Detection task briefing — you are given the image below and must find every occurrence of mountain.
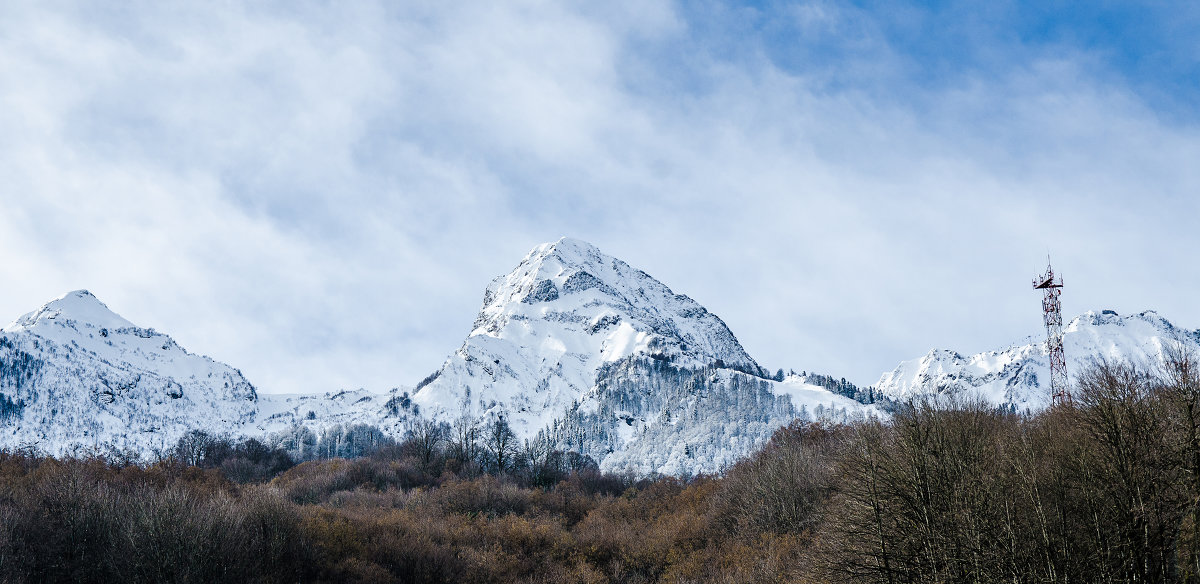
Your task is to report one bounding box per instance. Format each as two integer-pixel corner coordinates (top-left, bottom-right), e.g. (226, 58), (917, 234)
(412, 238), (873, 474)
(23, 248), (1197, 475)
(0, 290), (258, 455)
(0, 240), (883, 473)
(874, 310), (1200, 410)
(0, 242), (871, 474)
(412, 238), (762, 429)
(547, 361), (871, 475)
(0, 290), (418, 457)
(17, 256), (1195, 477)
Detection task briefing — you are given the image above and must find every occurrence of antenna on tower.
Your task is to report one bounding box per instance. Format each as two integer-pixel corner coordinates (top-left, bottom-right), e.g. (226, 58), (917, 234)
(1032, 259), (1068, 404)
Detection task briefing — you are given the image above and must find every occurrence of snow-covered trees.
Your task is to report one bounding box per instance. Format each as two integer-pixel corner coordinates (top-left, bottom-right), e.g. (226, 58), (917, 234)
(313, 424), (394, 459)
(544, 355), (864, 475)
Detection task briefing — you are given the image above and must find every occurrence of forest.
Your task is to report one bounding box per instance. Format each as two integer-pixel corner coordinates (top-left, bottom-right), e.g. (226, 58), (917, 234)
(2, 348), (1200, 583)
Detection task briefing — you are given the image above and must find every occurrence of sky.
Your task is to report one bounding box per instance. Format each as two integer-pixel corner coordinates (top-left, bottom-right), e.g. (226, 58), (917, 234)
(2, 1), (1198, 394)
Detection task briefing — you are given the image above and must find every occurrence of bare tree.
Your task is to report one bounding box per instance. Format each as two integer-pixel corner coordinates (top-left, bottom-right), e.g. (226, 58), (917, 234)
(173, 430), (214, 466)
(483, 416), (517, 474)
(1074, 359), (1181, 582)
(405, 417), (447, 468)
(1160, 341), (1200, 579)
(449, 414), (481, 475)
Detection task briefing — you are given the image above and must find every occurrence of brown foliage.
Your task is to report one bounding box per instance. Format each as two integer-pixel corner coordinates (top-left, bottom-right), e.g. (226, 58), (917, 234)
(10, 355), (1200, 583)
(815, 351), (1200, 583)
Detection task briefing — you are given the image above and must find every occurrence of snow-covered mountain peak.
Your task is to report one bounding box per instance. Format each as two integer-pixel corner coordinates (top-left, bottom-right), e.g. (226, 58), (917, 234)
(470, 238), (757, 368)
(1066, 309), (1192, 339)
(4, 290), (135, 333)
(3, 290), (185, 362)
(525, 236), (600, 266)
(0, 291), (259, 455)
(0, 267), (871, 476)
(472, 236), (613, 323)
(875, 309), (1200, 410)
(415, 238), (765, 438)
(402, 238), (875, 473)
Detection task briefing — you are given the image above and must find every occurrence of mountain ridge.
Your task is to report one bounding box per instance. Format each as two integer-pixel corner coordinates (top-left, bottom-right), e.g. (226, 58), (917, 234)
(0, 290), (259, 455)
(7, 243), (1193, 475)
(873, 309), (1200, 409)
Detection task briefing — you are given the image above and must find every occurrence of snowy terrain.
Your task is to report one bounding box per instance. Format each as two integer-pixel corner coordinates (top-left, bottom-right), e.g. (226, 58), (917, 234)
(874, 310), (1200, 410)
(410, 237), (877, 473)
(0, 291), (259, 455)
(0, 240), (873, 474)
(252, 388), (412, 437)
(0, 290), (425, 456)
(7, 242), (1189, 475)
(412, 238), (763, 434)
(549, 359), (873, 475)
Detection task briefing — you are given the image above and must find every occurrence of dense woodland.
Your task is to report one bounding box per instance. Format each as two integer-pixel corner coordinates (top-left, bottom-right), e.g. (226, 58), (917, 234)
(3, 348), (1200, 583)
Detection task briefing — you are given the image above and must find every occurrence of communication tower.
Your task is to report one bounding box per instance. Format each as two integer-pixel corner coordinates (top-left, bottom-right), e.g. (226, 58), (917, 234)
(1032, 260), (1068, 403)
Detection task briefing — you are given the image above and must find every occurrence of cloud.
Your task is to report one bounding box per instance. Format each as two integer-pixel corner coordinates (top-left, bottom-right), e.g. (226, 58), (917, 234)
(1, 1), (1198, 392)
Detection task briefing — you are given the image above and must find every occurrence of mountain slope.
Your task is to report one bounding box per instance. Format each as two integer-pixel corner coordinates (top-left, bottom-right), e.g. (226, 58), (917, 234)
(411, 237), (765, 436)
(874, 310), (1200, 409)
(0, 242), (879, 475)
(550, 357), (872, 475)
(411, 238), (874, 473)
(0, 290), (259, 455)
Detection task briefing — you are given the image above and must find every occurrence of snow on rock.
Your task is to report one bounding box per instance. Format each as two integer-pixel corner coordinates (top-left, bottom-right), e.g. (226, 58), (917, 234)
(0, 240), (877, 476)
(550, 359), (878, 476)
(6, 275), (1198, 476)
(874, 310), (1200, 410)
(412, 237), (765, 438)
(0, 290), (420, 457)
(0, 290), (258, 455)
(253, 388), (415, 438)
(411, 238), (874, 474)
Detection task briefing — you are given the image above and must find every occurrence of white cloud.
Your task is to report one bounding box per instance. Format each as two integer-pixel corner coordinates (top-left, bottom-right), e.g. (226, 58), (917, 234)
(1, 1), (1197, 392)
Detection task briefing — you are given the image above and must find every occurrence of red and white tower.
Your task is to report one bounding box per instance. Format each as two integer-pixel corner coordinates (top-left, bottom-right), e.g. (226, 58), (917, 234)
(1032, 261), (1068, 403)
